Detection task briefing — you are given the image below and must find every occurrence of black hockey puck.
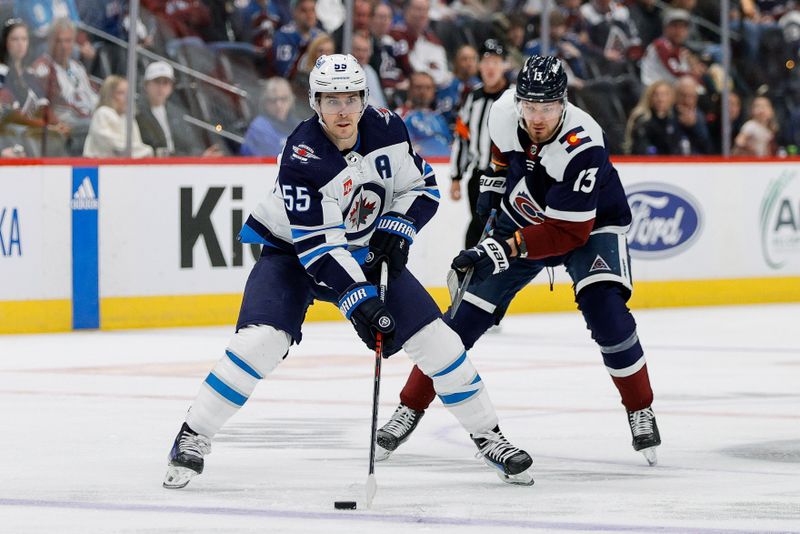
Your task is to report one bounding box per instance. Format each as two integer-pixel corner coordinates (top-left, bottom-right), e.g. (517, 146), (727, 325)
(334, 501), (357, 510)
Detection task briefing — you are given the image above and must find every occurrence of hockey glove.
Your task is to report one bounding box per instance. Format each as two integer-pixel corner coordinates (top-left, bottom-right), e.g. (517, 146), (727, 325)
(364, 214), (416, 280)
(451, 237), (514, 283)
(476, 169), (506, 224)
(338, 283), (396, 350)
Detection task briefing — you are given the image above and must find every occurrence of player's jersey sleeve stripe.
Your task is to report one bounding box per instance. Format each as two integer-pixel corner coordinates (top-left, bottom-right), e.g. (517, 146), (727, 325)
(294, 234), (327, 253)
(299, 243), (347, 267)
(413, 186), (441, 199)
(305, 249), (367, 294)
(544, 206), (597, 222)
(291, 224), (346, 241)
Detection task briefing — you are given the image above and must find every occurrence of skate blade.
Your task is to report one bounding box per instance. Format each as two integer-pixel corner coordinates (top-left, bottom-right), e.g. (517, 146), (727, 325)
(640, 446), (658, 466)
(496, 469), (535, 486)
(374, 444), (392, 462)
(163, 465), (199, 489)
(482, 459), (535, 486)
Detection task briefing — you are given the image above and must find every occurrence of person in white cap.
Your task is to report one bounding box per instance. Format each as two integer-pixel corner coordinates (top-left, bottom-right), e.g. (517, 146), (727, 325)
(136, 61), (221, 157)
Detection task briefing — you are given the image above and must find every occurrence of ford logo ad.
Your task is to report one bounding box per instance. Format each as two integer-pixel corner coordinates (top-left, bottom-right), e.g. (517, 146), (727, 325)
(626, 183), (703, 258)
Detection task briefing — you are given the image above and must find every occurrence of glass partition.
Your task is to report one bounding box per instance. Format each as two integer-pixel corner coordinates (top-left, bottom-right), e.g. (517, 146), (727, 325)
(1, 0), (798, 159)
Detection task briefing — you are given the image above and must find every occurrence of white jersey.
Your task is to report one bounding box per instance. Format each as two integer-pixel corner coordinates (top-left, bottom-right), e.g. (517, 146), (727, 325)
(240, 106), (440, 295)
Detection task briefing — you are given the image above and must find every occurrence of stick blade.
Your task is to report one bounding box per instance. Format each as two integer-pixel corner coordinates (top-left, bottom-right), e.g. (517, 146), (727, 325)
(446, 269), (459, 304)
(365, 473), (377, 509)
(449, 268), (473, 319)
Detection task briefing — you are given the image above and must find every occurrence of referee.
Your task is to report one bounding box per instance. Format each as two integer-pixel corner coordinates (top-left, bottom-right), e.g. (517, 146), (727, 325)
(449, 39), (512, 247)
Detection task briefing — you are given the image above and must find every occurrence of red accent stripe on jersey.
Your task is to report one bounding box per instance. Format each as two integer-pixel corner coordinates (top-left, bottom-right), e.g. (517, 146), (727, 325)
(517, 218), (593, 260)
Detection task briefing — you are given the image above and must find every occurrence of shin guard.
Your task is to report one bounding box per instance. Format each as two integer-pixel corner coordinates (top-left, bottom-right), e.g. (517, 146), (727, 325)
(403, 319), (498, 434)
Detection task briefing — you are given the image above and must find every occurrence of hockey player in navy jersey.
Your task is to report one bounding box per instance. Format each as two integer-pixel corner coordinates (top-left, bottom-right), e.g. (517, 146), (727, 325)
(376, 55), (661, 466)
(163, 54), (534, 489)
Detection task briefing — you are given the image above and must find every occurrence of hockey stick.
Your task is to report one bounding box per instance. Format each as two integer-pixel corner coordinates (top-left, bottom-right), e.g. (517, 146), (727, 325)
(366, 261), (389, 509)
(448, 208), (497, 319)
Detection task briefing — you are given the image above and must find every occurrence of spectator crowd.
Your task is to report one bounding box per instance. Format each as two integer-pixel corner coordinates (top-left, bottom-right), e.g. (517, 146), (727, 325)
(1, 0), (799, 159)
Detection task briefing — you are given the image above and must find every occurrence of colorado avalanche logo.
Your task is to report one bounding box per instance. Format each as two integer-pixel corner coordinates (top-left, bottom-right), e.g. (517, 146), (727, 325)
(344, 183), (384, 240)
(512, 190), (545, 225)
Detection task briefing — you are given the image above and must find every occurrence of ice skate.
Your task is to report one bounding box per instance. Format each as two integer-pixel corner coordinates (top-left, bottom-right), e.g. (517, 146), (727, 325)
(628, 406), (660, 466)
(375, 404), (424, 461)
(471, 426), (534, 486)
(163, 422), (211, 489)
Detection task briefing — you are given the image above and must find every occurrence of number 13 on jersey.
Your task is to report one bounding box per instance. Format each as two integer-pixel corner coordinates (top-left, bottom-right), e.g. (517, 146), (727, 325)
(573, 168), (598, 193)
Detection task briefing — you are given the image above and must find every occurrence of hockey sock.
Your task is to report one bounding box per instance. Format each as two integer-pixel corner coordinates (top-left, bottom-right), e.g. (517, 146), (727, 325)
(399, 365), (436, 412)
(612, 364), (654, 412)
(186, 350), (260, 438)
(185, 325), (291, 438)
(403, 319), (498, 434)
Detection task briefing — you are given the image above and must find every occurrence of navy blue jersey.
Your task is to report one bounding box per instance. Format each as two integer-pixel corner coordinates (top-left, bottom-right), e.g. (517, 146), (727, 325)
(240, 106), (439, 296)
(489, 90), (632, 237)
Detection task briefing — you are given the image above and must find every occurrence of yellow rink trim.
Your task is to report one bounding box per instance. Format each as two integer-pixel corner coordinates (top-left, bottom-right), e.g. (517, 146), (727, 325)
(2, 277), (799, 333)
(0, 299), (72, 334)
(97, 276), (800, 329)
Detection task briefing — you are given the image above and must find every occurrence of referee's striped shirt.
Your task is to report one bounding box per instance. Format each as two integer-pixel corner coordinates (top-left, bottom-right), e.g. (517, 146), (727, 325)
(450, 82), (513, 181)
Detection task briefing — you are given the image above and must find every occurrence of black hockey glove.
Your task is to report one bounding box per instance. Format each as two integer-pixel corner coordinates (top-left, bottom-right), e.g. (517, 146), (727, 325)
(338, 283), (396, 350)
(476, 169), (506, 224)
(451, 237), (514, 283)
(364, 213), (417, 280)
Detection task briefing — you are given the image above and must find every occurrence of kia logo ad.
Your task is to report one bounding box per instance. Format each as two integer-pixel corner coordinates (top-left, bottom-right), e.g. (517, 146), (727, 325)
(626, 183), (703, 258)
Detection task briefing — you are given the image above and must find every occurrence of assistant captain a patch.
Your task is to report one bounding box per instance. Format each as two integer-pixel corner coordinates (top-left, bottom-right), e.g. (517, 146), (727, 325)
(559, 126), (591, 154)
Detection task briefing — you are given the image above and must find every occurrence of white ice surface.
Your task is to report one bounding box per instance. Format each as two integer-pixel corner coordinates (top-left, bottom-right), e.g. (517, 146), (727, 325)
(1, 304), (799, 533)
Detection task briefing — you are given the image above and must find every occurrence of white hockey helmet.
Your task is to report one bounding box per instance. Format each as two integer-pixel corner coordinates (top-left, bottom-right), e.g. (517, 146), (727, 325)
(308, 54), (369, 118)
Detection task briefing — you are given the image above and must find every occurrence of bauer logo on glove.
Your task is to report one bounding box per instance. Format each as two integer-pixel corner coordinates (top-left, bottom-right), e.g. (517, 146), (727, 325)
(451, 237), (514, 283)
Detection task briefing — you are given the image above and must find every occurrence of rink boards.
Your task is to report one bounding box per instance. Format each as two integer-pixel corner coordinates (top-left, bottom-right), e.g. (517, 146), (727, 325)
(1, 157), (799, 333)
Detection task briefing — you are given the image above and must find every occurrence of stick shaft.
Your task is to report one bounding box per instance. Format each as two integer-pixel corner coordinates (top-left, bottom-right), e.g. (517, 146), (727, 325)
(367, 262), (388, 480)
(450, 209), (496, 318)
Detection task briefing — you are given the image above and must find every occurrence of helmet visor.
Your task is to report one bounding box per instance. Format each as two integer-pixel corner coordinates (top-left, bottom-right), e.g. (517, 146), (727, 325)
(516, 99), (564, 120)
(318, 94), (364, 114)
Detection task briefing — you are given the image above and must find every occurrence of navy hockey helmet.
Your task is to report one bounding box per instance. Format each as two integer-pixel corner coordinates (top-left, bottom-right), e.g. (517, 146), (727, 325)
(479, 38), (506, 59)
(515, 55), (567, 103)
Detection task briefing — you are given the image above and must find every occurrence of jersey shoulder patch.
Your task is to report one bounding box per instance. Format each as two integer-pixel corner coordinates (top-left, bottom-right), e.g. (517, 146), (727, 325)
(540, 104), (606, 182)
(280, 120), (344, 184)
(359, 105), (409, 154)
(488, 89), (523, 153)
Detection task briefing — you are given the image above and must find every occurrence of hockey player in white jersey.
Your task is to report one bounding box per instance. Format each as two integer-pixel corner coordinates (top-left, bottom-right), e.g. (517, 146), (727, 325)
(163, 54), (534, 489)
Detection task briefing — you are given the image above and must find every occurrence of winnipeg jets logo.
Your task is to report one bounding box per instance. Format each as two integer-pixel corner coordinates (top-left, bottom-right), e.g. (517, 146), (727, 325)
(348, 195), (377, 229)
(344, 184), (384, 239)
(291, 143), (321, 163)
